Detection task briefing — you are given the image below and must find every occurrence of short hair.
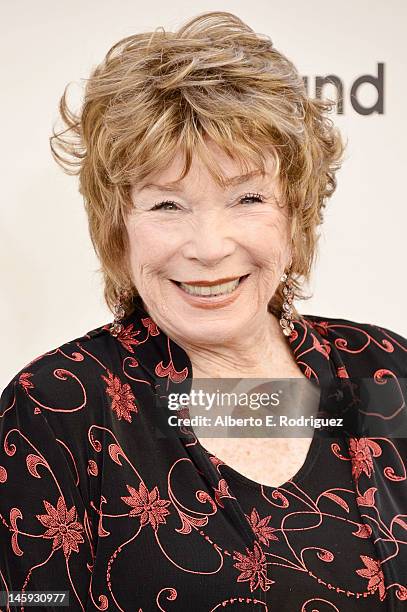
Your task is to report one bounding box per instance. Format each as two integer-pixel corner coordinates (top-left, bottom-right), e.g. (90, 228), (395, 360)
(50, 10), (346, 320)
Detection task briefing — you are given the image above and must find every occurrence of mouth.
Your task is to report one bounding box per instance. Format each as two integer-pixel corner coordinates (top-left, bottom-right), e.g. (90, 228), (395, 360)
(170, 274), (250, 298)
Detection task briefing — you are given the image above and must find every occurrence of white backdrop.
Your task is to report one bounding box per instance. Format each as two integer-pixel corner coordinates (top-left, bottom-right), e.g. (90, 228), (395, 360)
(1, 0), (406, 389)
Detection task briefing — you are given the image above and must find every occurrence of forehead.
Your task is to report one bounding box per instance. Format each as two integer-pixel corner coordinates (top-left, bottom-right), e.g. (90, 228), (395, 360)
(135, 144), (277, 193)
(140, 170), (269, 194)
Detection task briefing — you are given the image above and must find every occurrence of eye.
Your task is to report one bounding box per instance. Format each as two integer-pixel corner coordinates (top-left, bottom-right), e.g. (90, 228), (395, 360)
(149, 192), (266, 211)
(150, 200), (179, 211)
(239, 192), (265, 205)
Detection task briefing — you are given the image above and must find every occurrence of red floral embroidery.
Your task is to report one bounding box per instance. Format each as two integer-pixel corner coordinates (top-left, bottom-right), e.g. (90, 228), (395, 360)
(356, 486), (377, 507)
(115, 323), (142, 354)
(101, 370), (138, 422)
(312, 334), (331, 359)
(349, 438), (381, 480)
(142, 316), (160, 336)
(2, 305), (406, 608)
(310, 321), (330, 336)
(396, 585), (407, 600)
(36, 496), (85, 558)
(303, 365), (313, 379)
(120, 482), (171, 530)
(244, 508), (278, 547)
(356, 555), (386, 601)
(18, 372), (34, 392)
(87, 459), (98, 476)
(213, 478), (234, 508)
(155, 360), (189, 384)
(352, 523), (373, 538)
(233, 540), (275, 592)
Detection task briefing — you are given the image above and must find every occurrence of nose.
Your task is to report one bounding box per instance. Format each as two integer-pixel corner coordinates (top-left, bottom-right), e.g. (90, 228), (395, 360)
(181, 210), (236, 265)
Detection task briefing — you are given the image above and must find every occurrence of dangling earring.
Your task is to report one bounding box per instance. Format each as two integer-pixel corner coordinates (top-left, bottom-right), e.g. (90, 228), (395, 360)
(109, 287), (131, 337)
(279, 261), (295, 337)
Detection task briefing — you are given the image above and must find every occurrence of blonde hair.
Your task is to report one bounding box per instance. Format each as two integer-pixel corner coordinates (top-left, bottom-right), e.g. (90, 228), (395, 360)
(50, 10), (346, 320)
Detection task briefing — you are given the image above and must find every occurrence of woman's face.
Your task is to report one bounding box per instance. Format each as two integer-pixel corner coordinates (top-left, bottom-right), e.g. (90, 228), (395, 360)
(125, 138), (292, 346)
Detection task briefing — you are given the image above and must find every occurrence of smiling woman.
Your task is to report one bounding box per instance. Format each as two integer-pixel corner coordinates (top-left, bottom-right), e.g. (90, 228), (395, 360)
(124, 142), (295, 350)
(47, 9), (344, 326)
(1, 9), (407, 612)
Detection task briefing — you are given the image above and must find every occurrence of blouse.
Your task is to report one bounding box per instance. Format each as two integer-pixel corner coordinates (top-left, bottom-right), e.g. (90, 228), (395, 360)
(1, 295), (407, 611)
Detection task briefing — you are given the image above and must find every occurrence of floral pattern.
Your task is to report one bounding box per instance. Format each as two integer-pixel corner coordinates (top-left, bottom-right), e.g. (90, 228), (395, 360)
(120, 482), (171, 529)
(356, 556), (387, 601)
(36, 495), (85, 558)
(233, 540), (275, 592)
(101, 370), (138, 422)
(0, 296), (406, 611)
(244, 508), (278, 547)
(348, 437), (382, 480)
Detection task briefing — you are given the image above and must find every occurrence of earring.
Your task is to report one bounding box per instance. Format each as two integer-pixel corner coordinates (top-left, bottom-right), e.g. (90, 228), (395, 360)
(279, 262), (295, 337)
(109, 287), (131, 337)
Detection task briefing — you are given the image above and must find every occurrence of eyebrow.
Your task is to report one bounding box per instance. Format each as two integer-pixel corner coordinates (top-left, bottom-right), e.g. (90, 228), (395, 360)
(139, 170), (265, 192)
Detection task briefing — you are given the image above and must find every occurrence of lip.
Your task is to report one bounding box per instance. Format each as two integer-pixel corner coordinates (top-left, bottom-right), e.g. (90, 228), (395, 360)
(172, 275), (243, 287)
(170, 274), (250, 309)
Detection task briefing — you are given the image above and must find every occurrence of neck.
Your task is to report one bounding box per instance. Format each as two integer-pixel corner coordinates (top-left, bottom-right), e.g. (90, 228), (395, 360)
(178, 312), (301, 380)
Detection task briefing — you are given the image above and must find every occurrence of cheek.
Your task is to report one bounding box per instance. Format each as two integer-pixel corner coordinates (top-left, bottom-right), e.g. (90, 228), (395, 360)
(243, 215), (290, 261)
(126, 219), (177, 272)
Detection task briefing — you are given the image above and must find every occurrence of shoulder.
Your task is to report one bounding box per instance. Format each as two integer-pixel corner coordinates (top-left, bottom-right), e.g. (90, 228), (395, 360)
(0, 324), (120, 544)
(1, 319), (119, 426)
(301, 313), (407, 376)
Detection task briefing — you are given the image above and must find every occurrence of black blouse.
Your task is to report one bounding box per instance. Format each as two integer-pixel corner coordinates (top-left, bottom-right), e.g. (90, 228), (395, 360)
(1, 296), (407, 611)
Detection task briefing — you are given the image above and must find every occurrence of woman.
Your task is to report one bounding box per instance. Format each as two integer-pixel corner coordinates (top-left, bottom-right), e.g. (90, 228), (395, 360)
(1, 10), (406, 612)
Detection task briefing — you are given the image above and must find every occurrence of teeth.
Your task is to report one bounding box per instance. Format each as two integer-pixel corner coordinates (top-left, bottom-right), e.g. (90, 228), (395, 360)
(179, 277), (241, 296)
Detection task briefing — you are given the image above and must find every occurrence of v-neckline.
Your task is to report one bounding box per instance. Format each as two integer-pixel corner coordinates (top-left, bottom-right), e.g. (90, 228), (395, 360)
(115, 296), (405, 609)
(127, 295), (342, 548)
